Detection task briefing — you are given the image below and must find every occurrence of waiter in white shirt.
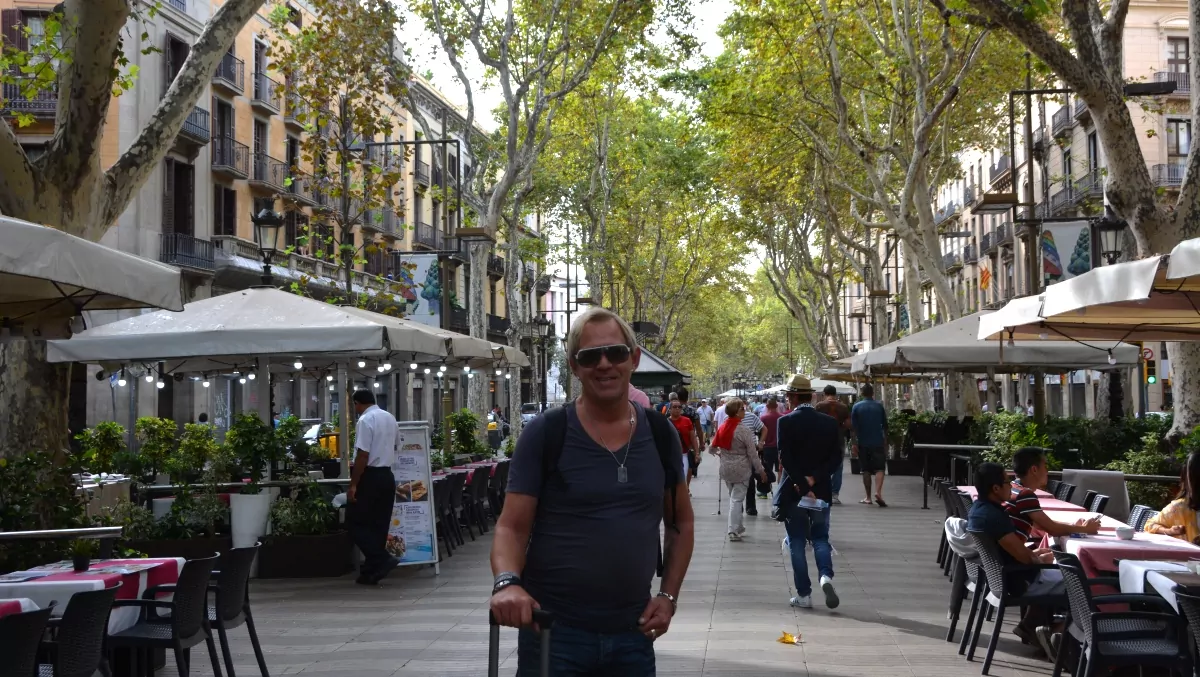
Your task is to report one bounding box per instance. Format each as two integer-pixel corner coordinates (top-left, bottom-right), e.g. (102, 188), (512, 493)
(348, 389), (399, 585)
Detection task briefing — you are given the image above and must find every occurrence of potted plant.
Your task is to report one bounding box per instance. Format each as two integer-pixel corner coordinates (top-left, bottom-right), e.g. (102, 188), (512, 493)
(276, 414), (309, 467)
(135, 416), (178, 484)
(74, 421), (126, 476)
(225, 413), (280, 553)
(258, 479), (351, 578)
(70, 539), (96, 572)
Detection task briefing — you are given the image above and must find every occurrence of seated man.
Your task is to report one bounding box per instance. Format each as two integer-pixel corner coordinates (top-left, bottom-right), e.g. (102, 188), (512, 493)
(1009, 447), (1100, 540)
(967, 462), (1064, 657)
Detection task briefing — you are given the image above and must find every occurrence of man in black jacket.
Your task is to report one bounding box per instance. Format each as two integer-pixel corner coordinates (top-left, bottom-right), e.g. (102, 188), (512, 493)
(776, 374), (842, 610)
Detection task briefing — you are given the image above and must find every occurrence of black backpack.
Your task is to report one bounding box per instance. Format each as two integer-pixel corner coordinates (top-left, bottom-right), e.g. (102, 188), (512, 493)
(540, 402), (681, 576)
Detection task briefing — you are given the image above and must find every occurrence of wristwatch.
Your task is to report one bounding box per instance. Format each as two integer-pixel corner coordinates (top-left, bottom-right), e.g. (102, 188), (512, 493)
(656, 591), (677, 615)
(493, 571), (523, 595)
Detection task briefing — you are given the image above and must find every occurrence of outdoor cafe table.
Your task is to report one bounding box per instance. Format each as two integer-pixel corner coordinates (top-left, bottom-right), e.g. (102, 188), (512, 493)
(0, 557), (183, 632)
(1054, 532), (1200, 578)
(956, 486), (1085, 512)
(1038, 510), (1129, 535)
(0, 597), (37, 617)
(1118, 560), (1200, 612)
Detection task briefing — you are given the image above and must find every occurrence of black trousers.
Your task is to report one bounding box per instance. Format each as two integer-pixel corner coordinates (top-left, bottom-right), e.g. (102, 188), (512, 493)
(350, 466), (395, 574)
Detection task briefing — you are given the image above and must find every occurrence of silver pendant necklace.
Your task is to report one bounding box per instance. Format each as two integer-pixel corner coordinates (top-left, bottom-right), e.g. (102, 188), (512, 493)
(589, 401), (636, 483)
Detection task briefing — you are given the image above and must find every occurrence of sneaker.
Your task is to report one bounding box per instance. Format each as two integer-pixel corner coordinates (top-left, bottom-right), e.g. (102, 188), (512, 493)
(728, 532), (742, 541)
(789, 595), (812, 609)
(1034, 626), (1060, 662)
(756, 493), (769, 499)
(820, 575), (840, 609)
(781, 536), (790, 556)
(831, 495), (841, 505)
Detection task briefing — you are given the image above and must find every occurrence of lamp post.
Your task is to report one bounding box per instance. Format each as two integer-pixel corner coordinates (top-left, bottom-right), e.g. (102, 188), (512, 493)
(251, 208), (286, 285)
(1096, 207), (1129, 265)
(534, 316), (553, 411)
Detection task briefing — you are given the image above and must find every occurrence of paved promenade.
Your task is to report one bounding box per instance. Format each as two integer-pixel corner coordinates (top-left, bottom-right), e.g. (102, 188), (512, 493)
(201, 465), (1052, 676)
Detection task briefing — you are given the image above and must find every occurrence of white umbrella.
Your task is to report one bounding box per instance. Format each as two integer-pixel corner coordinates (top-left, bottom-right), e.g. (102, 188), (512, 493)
(336, 306), (527, 368)
(0, 216), (183, 338)
(811, 378), (856, 396)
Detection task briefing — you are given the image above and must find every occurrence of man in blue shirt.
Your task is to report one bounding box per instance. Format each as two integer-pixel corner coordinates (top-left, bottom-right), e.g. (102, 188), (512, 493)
(966, 462), (1064, 654)
(850, 384), (888, 506)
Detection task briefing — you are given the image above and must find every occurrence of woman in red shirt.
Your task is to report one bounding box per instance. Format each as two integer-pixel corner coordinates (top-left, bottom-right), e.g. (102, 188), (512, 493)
(669, 400), (700, 491)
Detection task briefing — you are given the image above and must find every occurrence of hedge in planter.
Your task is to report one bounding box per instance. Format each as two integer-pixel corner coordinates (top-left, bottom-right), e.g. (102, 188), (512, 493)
(259, 479), (350, 578)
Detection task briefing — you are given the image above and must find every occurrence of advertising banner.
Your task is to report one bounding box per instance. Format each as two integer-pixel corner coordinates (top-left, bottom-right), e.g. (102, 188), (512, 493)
(1042, 221), (1093, 285)
(388, 421), (438, 567)
(391, 254), (441, 328)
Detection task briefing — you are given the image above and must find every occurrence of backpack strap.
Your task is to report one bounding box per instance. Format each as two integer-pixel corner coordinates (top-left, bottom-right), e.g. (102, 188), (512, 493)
(539, 404), (571, 492)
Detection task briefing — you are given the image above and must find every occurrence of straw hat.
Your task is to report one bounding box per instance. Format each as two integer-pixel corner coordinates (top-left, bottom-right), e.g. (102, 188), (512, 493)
(784, 374), (814, 393)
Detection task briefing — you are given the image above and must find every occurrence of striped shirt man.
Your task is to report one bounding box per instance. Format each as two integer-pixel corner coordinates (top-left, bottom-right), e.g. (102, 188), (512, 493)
(1003, 480), (1043, 540)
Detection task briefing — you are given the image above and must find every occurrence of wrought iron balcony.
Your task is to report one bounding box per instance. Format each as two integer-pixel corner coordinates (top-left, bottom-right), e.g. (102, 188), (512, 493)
(536, 274), (551, 294)
(159, 232), (214, 272)
(1052, 105), (1072, 137)
(1049, 185), (1075, 215)
(963, 243), (977, 263)
(166, 0), (186, 11)
(1071, 167), (1104, 203)
(488, 314), (511, 336)
(178, 105), (210, 146)
(995, 222), (1013, 247)
(1, 79), (57, 118)
(989, 155), (1011, 184)
(251, 72), (281, 114)
(964, 186), (977, 207)
(934, 201), (960, 225)
(414, 221), (442, 250)
(1154, 70), (1191, 96)
(211, 136), (249, 179)
(416, 161), (431, 186)
(942, 252), (962, 272)
(448, 306), (468, 332)
(487, 253), (505, 277)
(1152, 162), (1187, 188)
(981, 231), (994, 254)
(249, 152), (288, 192)
(284, 91), (308, 129)
(1073, 97), (1089, 120)
(282, 171), (316, 207)
(212, 52), (244, 94)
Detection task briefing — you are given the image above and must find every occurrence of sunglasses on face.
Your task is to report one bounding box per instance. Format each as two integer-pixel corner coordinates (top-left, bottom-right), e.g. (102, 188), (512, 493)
(573, 344), (632, 368)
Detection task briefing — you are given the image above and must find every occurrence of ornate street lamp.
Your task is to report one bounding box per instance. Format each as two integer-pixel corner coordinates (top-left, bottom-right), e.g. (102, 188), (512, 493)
(1096, 208), (1128, 265)
(251, 208), (286, 285)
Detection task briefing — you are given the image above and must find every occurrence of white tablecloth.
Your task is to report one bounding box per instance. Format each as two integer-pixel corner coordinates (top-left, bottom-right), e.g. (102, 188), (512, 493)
(1118, 559), (1190, 611)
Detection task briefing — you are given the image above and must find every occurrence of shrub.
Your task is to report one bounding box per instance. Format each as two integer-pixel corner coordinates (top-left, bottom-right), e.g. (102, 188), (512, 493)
(225, 413), (282, 492)
(0, 453), (87, 572)
(270, 480), (337, 537)
(134, 417), (178, 481)
(74, 421), (126, 475)
(447, 408), (486, 458)
(1105, 433), (1177, 510)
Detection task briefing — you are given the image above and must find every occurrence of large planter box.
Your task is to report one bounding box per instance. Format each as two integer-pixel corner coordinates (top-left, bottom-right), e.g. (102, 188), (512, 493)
(258, 531), (353, 578)
(125, 536), (232, 561)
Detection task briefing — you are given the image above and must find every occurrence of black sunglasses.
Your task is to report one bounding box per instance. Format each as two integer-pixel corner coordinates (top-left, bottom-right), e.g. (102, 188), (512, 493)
(573, 344), (632, 367)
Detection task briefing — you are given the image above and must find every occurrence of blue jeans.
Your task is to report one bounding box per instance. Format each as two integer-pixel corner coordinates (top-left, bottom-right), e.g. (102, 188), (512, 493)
(784, 502), (834, 597)
(517, 623), (655, 677)
(830, 453), (844, 495)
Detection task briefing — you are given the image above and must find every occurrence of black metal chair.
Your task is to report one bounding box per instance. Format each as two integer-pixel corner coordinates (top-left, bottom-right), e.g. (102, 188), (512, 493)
(1055, 555), (1189, 677)
(937, 481), (957, 570)
(107, 555), (224, 677)
(1127, 504), (1148, 530)
(1137, 509), (1160, 532)
(1082, 490), (1097, 509)
(467, 466), (491, 534)
(433, 476), (454, 558)
(1055, 482), (1076, 503)
(446, 471), (470, 544)
(1087, 493), (1109, 514)
(210, 545), (269, 677)
(1046, 479), (1061, 496)
(966, 532), (1065, 675)
(0, 605), (54, 677)
(40, 586), (118, 677)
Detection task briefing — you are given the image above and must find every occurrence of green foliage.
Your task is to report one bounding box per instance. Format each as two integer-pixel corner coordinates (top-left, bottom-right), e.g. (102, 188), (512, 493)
(226, 413), (282, 493)
(503, 434), (516, 458)
(983, 413), (1041, 467)
(69, 538), (96, 558)
(93, 500), (159, 542)
(134, 416), (177, 480)
(0, 453), (87, 572)
(1105, 434), (1176, 509)
(269, 480), (338, 537)
(447, 408), (485, 458)
(887, 410), (915, 451)
(74, 421), (126, 474)
(169, 423), (217, 485)
(276, 414), (310, 464)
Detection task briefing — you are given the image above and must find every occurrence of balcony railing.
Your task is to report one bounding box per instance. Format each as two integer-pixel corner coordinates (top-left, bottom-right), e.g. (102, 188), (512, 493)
(211, 136), (249, 178)
(487, 253), (505, 277)
(964, 186), (977, 207)
(1052, 105), (1072, 136)
(1073, 97), (1089, 119)
(981, 231), (994, 254)
(179, 105), (210, 145)
(416, 161), (431, 186)
(1152, 162), (1187, 187)
(934, 202), (959, 225)
(251, 72), (281, 113)
(536, 274), (551, 294)
(284, 91), (308, 127)
(1072, 167), (1104, 203)
(414, 221), (442, 249)
(1154, 70), (1192, 95)
(1, 79), (58, 117)
(942, 252), (962, 272)
(283, 171), (315, 206)
(212, 52), (244, 94)
(1049, 185), (1075, 214)
(488, 314), (511, 335)
(166, 0), (186, 11)
(448, 306), (468, 331)
(159, 232), (214, 271)
(250, 152), (288, 191)
(212, 235), (260, 260)
(963, 243), (977, 263)
(989, 155), (1011, 184)
(995, 222), (1012, 246)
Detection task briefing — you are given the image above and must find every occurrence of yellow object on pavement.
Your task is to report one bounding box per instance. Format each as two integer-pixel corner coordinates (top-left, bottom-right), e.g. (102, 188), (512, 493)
(777, 631), (802, 645)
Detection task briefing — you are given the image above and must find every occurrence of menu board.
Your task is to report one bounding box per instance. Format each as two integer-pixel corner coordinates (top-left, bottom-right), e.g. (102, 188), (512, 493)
(388, 421), (437, 566)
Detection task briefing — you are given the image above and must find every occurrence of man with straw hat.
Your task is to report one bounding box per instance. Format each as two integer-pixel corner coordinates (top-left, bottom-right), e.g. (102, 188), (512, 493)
(775, 374), (843, 609)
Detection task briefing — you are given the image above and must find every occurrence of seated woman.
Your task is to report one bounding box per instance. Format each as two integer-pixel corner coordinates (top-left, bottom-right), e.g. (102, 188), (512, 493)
(1145, 452), (1200, 543)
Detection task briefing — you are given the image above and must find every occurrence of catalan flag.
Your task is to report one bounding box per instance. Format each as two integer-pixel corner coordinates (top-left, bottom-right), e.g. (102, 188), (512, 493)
(980, 262), (991, 290)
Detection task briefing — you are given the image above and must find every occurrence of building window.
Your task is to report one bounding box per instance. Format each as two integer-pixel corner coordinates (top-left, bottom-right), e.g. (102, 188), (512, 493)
(162, 158), (195, 236)
(1087, 132), (1099, 171)
(164, 34), (190, 96)
(286, 3), (302, 27)
(213, 99), (234, 139)
(1167, 119), (1191, 157)
(253, 119), (266, 154)
(1062, 148), (1073, 180)
(1169, 37), (1189, 74)
(213, 185), (237, 237)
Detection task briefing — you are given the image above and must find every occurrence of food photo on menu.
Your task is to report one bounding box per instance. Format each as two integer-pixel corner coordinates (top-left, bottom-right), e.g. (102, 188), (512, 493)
(394, 479), (428, 502)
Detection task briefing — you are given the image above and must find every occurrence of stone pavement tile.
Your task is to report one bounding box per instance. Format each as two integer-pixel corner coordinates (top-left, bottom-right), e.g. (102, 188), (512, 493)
(802, 665), (915, 677)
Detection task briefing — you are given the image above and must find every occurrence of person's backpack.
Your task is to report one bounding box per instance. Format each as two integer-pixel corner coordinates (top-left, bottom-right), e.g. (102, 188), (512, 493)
(540, 403), (680, 576)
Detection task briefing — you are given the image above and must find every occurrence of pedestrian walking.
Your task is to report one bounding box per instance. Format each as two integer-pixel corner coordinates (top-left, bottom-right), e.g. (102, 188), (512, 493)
(709, 397), (766, 541)
(489, 307), (696, 677)
(756, 397), (784, 499)
(813, 385), (850, 505)
(738, 404), (766, 515)
(696, 399), (714, 444)
(775, 375), (842, 609)
(347, 389), (400, 585)
(668, 400), (700, 492)
(850, 384), (889, 507)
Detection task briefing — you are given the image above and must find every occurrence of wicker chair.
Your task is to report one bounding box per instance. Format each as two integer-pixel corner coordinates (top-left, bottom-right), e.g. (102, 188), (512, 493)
(1046, 479), (1062, 496)
(1087, 493), (1109, 514)
(1137, 510), (1160, 532)
(937, 481), (958, 570)
(1055, 556), (1189, 677)
(944, 520), (980, 644)
(466, 466), (492, 535)
(1127, 504), (1149, 530)
(40, 586), (119, 677)
(446, 471), (470, 543)
(1082, 490), (1097, 509)
(966, 532), (1065, 675)
(0, 605), (54, 677)
(107, 555), (223, 677)
(1055, 483), (1076, 503)
(209, 546), (269, 677)
(433, 476), (454, 558)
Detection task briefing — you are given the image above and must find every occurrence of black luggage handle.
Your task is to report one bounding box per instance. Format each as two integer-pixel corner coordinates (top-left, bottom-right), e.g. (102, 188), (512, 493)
(488, 609), (555, 677)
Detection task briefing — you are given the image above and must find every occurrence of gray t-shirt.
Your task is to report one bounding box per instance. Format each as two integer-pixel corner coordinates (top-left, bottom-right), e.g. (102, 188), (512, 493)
(507, 404), (677, 633)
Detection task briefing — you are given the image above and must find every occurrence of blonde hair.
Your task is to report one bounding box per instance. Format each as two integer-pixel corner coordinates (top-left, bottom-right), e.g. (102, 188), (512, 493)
(724, 397), (743, 417)
(565, 307), (636, 360)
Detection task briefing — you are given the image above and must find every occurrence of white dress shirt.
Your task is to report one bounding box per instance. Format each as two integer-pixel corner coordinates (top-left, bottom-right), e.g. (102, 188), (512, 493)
(355, 405), (398, 468)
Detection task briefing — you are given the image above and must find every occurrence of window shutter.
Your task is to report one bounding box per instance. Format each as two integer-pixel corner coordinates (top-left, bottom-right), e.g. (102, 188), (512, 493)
(224, 187), (237, 237)
(2, 10), (27, 53)
(164, 37), (175, 97)
(182, 163), (195, 236)
(162, 159), (176, 234)
(212, 187), (223, 236)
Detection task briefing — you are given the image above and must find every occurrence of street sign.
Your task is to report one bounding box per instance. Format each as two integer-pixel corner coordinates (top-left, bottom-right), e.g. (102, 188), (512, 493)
(1142, 347), (1155, 361)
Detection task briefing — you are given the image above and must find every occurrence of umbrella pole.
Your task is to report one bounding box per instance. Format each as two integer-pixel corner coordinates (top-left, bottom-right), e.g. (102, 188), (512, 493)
(339, 364), (350, 479)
